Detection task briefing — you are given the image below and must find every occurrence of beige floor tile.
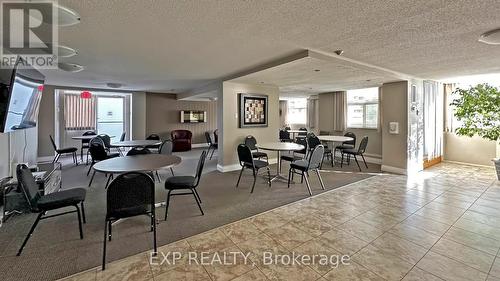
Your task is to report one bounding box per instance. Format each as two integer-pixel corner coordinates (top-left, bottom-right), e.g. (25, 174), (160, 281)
(96, 252), (152, 281)
(443, 227), (500, 256)
(353, 244), (414, 280)
(462, 210), (500, 228)
(355, 211), (402, 231)
(230, 268), (268, 281)
(150, 240), (193, 276)
(372, 205), (415, 220)
(371, 232), (428, 264)
(415, 207), (462, 225)
(292, 238), (341, 275)
(220, 219), (263, 244)
(236, 234), (288, 265)
(250, 211), (288, 231)
(323, 260), (384, 281)
(290, 215), (334, 237)
(318, 229), (369, 256)
(431, 238), (495, 273)
(402, 267), (444, 281)
(389, 223), (441, 249)
(187, 229), (236, 252)
(257, 261), (321, 281)
(417, 251), (488, 281)
(313, 211), (355, 226)
(339, 219), (385, 242)
(60, 269), (97, 281)
(487, 275), (500, 281)
(265, 223), (313, 250)
(201, 246), (255, 281)
(433, 196), (473, 209)
(153, 264), (211, 281)
(401, 215), (450, 236)
(469, 204), (500, 218)
(489, 257), (500, 278)
(454, 218), (500, 241)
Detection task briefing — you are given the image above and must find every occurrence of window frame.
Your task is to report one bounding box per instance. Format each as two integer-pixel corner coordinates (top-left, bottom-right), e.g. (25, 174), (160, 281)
(346, 88), (379, 129)
(286, 98), (307, 125)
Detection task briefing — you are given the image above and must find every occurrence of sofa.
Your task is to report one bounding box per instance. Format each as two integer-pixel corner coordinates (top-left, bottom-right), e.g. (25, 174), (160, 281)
(171, 130), (192, 152)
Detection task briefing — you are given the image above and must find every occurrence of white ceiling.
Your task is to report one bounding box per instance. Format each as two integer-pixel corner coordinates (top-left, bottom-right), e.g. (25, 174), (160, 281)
(42, 0), (500, 93)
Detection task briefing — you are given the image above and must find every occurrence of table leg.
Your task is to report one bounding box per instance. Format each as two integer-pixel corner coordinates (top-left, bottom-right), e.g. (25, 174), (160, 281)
(269, 150), (289, 182)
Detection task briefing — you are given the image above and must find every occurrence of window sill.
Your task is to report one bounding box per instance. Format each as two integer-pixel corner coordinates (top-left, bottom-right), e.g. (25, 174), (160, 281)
(346, 127), (378, 130)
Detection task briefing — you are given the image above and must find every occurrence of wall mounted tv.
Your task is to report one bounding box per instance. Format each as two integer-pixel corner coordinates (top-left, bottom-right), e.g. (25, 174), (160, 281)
(180, 110), (206, 123)
(0, 58), (45, 133)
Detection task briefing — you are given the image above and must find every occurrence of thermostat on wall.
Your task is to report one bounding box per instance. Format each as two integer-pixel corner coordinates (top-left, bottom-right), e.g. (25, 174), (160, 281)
(389, 122), (399, 134)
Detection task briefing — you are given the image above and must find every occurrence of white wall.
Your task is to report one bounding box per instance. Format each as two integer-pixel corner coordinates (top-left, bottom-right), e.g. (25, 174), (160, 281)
(0, 127), (38, 178)
(444, 133), (496, 166)
(0, 133), (9, 177)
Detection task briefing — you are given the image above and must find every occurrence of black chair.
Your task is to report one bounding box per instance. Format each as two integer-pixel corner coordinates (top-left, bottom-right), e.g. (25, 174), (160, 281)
(244, 135), (268, 161)
(49, 135), (78, 164)
(98, 134), (112, 152)
(284, 126), (291, 130)
(102, 172), (156, 270)
(307, 133), (333, 167)
(159, 140), (175, 176)
(115, 132), (126, 156)
(335, 132), (356, 153)
(213, 129), (218, 145)
(16, 165), (86, 256)
(288, 145), (325, 196)
(205, 132), (218, 160)
(279, 129), (293, 142)
(280, 138), (307, 173)
(80, 131), (96, 163)
(146, 133), (161, 150)
(126, 147), (159, 181)
(298, 127), (308, 136)
(164, 151), (207, 220)
(341, 136), (369, 171)
(88, 138), (120, 187)
(236, 144), (271, 193)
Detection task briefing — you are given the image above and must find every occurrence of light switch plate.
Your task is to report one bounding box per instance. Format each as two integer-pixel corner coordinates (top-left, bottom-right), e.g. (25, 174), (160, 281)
(389, 122), (399, 134)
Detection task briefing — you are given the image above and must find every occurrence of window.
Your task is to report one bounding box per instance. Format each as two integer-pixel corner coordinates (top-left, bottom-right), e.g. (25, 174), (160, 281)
(347, 87), (379, 129)
(287, 98), (307, 124)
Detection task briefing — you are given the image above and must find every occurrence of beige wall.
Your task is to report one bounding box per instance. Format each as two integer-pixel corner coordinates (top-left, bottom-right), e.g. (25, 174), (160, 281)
(145, 93), (217, 144)
(444, 133), (496, 166)
(221, 82), (280, 168)
(38, 85), (56, 158)
(381, 81), (408, 171)
(132, 92), (147, 140)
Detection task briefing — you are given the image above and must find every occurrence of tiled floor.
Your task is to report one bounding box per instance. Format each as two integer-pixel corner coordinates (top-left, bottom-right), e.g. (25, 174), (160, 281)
(61, 163), (499, 281)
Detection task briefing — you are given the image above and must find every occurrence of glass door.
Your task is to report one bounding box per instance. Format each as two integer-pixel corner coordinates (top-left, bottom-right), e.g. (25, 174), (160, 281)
(97, 97), (124, 139)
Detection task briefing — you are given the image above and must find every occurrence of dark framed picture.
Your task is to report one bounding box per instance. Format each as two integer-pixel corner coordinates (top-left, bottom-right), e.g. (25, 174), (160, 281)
(239, 93), (268, 128)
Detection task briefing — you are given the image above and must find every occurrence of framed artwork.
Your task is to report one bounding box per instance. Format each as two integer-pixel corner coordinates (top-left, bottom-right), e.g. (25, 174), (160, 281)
(238, 93), (268, 128)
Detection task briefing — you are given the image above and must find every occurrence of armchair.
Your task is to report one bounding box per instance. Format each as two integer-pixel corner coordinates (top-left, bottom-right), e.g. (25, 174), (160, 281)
(171, 130), (192, 152)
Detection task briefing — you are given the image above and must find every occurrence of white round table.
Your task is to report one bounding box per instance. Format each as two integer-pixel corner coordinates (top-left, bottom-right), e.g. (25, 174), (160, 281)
(72, 135), (115, 140)
(317, 135), (354, 166)
(257, 142), (305, 182)
(111, 140), (162, 147)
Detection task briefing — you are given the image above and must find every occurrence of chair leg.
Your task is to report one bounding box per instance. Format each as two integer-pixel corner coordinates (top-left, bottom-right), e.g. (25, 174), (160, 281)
(102, 220), (108, 270)
(81, 202), (86, 223)
(152, 211), (157, 255)
(193, 189), (202, 203)
(250, 170), (257, 193)
(354, 155), (361, 171)
(210, 147), (215, 159)
(105, 174), (113, 189)
(303, 171), (313, 196)
(81, 148), (84, 161)
(192, 189), (204, 215)
(341, 153), (344, 168)
(316, 169), (325, 190)
(170, 168), (175, 176)
(287, 168), (292, 188)
(236, 167), (244, 187)
(87, 162), (94, 176)
(164, 190), (172, 220)
(108, 220), (112, 241)
(75, 205), (84, 239)
(361, 154), (368, 168)
(88, 170), (96, 187)
(267, 167), (271, 186)
(17, 212), (44, 256)
(156, 171), (161, 182)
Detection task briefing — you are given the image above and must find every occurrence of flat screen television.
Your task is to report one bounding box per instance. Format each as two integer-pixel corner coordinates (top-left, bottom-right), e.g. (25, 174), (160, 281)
(180, 110), (206, 123)
(0, 58), (45, 133)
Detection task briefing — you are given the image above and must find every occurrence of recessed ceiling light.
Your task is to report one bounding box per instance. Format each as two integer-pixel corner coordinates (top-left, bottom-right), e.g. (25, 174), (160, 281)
(58, 62), (84, 72)
(314, 69), (320, 72)
(106, 82), (122, 89)
(479, 28), (500, 45)
(260, 81), (265, 84)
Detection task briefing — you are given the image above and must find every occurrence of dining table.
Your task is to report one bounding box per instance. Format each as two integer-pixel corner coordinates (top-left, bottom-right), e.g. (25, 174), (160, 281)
(71, 135), (115, 140)
(317, 135), (354, 165)
(110, 140), (162, 148)
(256, 142), (305, 182)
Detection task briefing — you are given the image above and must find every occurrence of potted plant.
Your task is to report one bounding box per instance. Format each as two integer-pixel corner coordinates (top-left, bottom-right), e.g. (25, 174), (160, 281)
(451, 83), (500, 179)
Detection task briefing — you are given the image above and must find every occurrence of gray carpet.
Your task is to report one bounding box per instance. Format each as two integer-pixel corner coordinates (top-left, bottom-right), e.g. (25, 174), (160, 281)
(0, 148), (380, 281)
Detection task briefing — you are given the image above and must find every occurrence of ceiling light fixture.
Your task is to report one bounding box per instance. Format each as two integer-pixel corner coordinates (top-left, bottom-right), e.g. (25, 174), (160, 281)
(58, 62), (84, 72)
(314, 69), (320, 72)
(479, 28), (500, 45)
(334, 49), (344, 56)
(106, 82), (122, 89)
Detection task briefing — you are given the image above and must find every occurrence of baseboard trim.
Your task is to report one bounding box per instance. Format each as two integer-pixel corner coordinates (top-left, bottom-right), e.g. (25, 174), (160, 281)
(217, 158), (278, 173)
(442, 160), (494, 169)
(192, 143), (209, 148)
(37, 156), (54, 162)
(381, 165), (407, 175)
(363, 154), (382, 165)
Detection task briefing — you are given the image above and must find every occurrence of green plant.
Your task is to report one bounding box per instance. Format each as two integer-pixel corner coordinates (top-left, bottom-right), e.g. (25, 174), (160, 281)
(450, 83), (500, 142)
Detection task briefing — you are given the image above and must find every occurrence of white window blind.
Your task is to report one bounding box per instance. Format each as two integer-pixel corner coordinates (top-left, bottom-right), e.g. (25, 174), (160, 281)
(347, 87), (379, 129)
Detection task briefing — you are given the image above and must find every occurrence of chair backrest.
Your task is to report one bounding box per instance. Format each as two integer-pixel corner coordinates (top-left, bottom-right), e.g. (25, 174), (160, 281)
(237, 144), (254, 167)
(119, 132), (126, 142)
(306, 133), (321, 150)
(284, 126), (291, 130)
(17, 165), (41, 210)
(171, 130), (192, 140)
(159, 140), (173, 155)
(244, 135), (257, 150)
(88, 140), (109, 161)
(98, 134), (111, 148)
(357, 136), (368, 154)
(106, 172), (155, 219)
(194, 150), (207, 187)
(82, 131), (96, 144)
(295, 137), (308, 155)
(213, 129), (218, 144)
(127, 147), (151, 156)
(205, 132), (213, 145)
(279, 130), (290, 141)
(146, 134), (160, 140)
(344, 132), (356, 146)
(49, 135), (57, 150)
(298, 127), (308, 136)
(308, 145), (325, 170)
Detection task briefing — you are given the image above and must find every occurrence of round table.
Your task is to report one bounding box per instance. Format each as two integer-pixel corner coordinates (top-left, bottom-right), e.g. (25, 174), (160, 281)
(93, 154), (181, 173)
(257, 142), (305, 182)
(317, 135), (354, 165)
(72, 135), (115, 140)
(111, 140), (162, 147)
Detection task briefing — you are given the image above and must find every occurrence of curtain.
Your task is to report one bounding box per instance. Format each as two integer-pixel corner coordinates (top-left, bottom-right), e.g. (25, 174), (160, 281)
(423, 81), (444, 160)
(332, 91), (346, 131)
(279, 100), (288, 127)
(377, 87), (382, 132)
(307, 96), (319, 129)
(64, 94), (96, 130)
